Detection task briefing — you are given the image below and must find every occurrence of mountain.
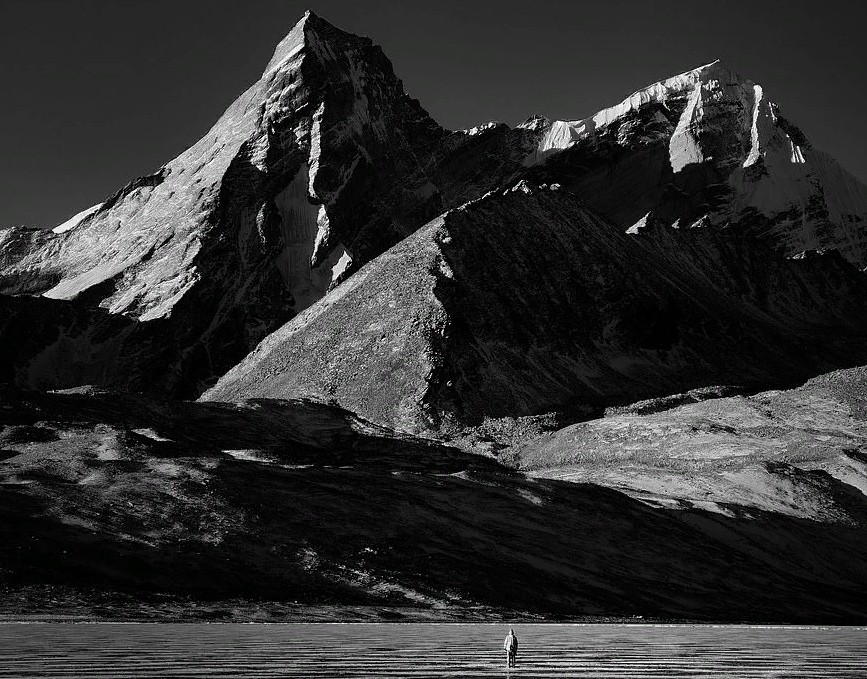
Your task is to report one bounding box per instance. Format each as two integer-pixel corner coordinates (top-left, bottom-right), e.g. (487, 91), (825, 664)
(0, 12), (534, 397)
(522, 60), (867, 267)
(4, 18), (867, 402)
(204, 183), (867, 434)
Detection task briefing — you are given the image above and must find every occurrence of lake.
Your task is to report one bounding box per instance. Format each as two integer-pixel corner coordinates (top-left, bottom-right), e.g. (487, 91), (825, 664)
(0, 623), (864, 677)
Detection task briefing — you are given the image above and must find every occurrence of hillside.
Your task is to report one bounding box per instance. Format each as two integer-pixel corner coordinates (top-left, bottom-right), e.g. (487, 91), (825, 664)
(2, 377), (866, 622)
(205, 184), (867, 434)
(516, 366), (867, 523)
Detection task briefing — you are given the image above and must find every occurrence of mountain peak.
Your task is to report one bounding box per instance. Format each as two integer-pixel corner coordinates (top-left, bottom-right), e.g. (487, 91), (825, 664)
(616, 58), (753, 113)
(524, 58), (764, 167)
(690, 58), (755, 86)
(689, 58), (730, 75)
(0, 8), (447, 396)
(263, 13), (310, 75)
(298, 8), (344, 34)
(263, 9), (355, 76)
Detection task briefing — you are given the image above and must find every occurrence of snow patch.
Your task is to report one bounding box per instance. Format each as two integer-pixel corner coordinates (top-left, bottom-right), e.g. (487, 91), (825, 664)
(527, 120), (582, 164)
(310, 204), (332, 265)
(790, 141), (806, 164)
(669, 84), (705, 172)
(52, 203), (102, 234)
(132, 428), (173, 442)
(743, 84), (764, 167)
(330, 247), (352, 281)
(307, 102), (326, 196)
(510, 180), (535, 195)
(626, 212), (652, 235)
(461, 121), (503, 136)
(517, 488), (545, 506)
(224, 449), (271, 462)
(517, 115), (548, 131)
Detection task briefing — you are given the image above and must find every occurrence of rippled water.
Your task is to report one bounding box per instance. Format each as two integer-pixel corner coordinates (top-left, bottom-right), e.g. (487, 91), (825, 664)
(1, 622), (865, 678)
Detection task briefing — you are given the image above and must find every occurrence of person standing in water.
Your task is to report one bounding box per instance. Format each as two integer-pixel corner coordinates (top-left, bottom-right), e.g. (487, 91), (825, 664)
(503, 627), (518, 668)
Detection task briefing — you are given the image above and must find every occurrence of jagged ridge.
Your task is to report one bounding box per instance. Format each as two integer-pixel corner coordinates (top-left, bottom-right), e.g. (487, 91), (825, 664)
(522, 60), (867, 266)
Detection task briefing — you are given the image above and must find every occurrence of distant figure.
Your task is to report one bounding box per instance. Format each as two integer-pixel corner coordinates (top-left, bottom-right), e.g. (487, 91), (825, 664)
(503, 627), (518, 668)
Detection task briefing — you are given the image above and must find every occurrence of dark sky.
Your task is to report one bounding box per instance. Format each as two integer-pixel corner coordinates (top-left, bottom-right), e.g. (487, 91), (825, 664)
(3, 0), (866, 228)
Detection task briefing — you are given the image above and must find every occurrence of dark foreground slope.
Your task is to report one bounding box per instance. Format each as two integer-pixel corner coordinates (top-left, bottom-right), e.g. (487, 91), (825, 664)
(206, 184), (867, 434)
(2, 384), (866, 623)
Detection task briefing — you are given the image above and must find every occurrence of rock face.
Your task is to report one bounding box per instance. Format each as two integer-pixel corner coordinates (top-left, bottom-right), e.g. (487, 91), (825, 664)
(205, 184), (867, 434)
(523, 61), (867, 267)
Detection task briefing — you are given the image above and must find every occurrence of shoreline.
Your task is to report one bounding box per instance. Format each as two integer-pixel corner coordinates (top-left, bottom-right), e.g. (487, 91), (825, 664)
(3, 586), (864, 626)
(2, 610), (863, 626)
(3, 619), (866, 628)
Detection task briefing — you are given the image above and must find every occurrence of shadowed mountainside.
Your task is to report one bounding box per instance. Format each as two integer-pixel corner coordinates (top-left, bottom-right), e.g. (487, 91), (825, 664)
(205, 184), (867, 434)
(2, 376), (867, 622)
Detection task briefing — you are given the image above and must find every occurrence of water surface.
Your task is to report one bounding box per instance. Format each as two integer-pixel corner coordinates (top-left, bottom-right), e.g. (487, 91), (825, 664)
(1, 622), (865, 677)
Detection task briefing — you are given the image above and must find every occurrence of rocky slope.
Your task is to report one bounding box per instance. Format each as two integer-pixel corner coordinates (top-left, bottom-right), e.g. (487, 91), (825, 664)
(1, 380), (866, 622)
(516, 366), (867, 523)
(205, 183), (867, 435)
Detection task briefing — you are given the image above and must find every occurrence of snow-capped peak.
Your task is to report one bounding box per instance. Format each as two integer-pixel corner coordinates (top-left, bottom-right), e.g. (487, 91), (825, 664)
(524, 59), (753, 166)
(517, 114), (550, 131)
(460, 121), (505, 136)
